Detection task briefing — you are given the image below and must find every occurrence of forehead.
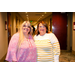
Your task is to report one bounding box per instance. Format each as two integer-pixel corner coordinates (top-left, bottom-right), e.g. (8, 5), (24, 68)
(23, 23), (30, 26)
(39, 23), (43, 26)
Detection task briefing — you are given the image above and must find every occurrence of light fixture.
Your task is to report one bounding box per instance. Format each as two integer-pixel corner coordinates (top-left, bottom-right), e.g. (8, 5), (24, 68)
(27, 17), (29, 20)
(61, 12), (66, 13)
(25, 12), (27, 14)
(45, 12), (46, 14)
(26, 15), (28, 16)
(42, 15), (44, 16)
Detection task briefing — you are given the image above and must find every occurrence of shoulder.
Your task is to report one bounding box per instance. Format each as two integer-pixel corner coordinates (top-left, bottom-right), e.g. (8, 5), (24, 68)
(48, 32), (56, 38)
(34, 35), (39, 38)
(9, 32), (19, 44)
(48, 32), (59, 43)
(48, 32), (54, 35)
(13, 32), (19, 36)
(34, 35), (39, 40)
(11, 32), (19, 40)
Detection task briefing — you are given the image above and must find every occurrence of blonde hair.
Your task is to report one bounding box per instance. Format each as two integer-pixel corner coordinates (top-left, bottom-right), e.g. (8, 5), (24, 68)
(18, 21), (31, 48)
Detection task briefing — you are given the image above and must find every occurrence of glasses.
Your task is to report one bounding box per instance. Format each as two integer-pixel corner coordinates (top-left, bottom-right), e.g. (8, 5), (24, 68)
(39, 26), (45, 28)
(23, 25), (30, 28)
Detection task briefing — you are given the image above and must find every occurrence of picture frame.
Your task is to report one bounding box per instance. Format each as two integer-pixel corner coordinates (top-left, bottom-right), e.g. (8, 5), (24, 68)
(5, 21), (7, 30)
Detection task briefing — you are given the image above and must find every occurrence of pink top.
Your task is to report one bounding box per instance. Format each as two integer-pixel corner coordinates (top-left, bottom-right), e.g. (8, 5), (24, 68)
(5, 33), (37, 62)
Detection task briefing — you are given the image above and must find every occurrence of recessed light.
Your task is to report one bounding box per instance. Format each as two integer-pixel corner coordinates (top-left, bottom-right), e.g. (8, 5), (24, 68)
(42, 15), (44, 16)
(45, 12), (46, 14)
(61, 12), (66, 13)
(26, 15), (28, 16)
(26, 12), (27, 13)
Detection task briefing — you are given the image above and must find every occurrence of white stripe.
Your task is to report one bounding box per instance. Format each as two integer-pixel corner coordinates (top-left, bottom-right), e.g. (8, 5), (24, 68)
(38, 56), (53, 58)
(38, 52), (52, 55)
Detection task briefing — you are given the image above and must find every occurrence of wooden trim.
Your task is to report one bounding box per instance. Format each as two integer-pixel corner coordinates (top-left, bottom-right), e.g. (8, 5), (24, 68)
(72, 50), (75, 55)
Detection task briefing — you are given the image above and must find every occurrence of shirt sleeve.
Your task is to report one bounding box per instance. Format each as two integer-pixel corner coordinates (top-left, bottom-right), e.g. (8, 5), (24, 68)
(49, 33), (60, 56)
(5, 33), (19, 62)
(54, 55), (59, 62)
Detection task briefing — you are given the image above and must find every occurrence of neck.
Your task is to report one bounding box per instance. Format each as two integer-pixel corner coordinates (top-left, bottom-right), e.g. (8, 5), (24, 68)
(40, 33), (46, 36)
(23, 33), (29, 39)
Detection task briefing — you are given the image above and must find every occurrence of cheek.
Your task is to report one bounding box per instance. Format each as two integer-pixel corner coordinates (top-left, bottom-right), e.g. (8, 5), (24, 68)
(39, 28), (46, 31)
(44, 28), (46, 31)
(28, 28), (30, 32)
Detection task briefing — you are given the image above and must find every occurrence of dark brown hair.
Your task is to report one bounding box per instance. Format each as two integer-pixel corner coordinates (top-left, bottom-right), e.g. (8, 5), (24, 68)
(37, 21), (48, 35)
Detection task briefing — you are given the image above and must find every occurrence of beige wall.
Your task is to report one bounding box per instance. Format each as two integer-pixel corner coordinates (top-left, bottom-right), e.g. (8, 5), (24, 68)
(72, 12), (75, 52)
(11, 12), (24, 36)
(67, 13), (72, 51)
(42, 15), (52, 32)
(0, 12), (24, 61)
(0, 12), (8, 60)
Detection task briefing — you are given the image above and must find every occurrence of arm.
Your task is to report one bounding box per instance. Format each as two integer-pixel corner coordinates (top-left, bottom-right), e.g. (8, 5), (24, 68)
(53, 42), (60, 62)
(54, 55), (59, 62)
(49, 33), (60, 62)
(5, 33), (19, 62)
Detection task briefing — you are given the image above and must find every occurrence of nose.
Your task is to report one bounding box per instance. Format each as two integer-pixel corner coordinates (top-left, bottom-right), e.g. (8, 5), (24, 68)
(25, 26), (28, 28)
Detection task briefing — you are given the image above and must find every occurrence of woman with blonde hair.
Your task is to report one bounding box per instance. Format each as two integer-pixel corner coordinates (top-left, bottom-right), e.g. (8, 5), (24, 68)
(5, 21), (37, 62)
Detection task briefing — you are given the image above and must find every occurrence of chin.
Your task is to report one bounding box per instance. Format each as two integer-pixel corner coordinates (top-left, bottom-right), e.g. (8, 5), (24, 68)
(23, 31), (28, 34)
(40, 31), (44, 33)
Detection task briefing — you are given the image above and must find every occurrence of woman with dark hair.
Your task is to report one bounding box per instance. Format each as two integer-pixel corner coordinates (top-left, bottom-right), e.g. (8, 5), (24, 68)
(34, 21), (60, 62)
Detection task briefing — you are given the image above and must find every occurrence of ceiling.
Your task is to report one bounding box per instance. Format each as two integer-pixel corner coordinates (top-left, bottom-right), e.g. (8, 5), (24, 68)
(18, 12), (52, 25)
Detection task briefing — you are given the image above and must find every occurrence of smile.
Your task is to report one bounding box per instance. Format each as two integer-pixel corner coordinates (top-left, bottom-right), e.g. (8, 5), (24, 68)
(23, 28), (29, 31)
(40, 29), (44, 31)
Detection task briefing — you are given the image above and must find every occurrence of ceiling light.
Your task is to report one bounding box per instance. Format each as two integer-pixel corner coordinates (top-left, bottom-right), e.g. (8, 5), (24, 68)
(40, 17), (42, 18)
(45, 12), (46, 14)
(26, 15), (28, 16)
(61, 12), (66, 13)
(27, 17), (29, 21)
(42, 15), (44, 16)
(25, 12), (27, 14)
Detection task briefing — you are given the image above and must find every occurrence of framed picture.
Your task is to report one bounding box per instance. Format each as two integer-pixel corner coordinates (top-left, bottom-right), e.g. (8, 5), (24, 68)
(5, 21), (7, 30)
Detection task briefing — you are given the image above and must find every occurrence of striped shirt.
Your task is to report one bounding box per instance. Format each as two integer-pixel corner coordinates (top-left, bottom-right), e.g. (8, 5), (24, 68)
(34, 33), (60, 62)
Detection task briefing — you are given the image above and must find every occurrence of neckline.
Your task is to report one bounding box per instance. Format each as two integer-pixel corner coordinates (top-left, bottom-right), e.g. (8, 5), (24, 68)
(39, 33), (47, 37)
(24, 34), (30, 40)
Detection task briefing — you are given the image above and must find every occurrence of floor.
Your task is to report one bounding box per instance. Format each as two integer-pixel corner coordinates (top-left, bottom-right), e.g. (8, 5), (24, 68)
(3, 50), (75, 62)
(59, 50), (75, 62)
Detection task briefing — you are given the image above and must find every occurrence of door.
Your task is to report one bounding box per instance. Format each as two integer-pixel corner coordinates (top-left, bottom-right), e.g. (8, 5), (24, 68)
(7, 12), (11, 44)
(52, 12), (67, 50)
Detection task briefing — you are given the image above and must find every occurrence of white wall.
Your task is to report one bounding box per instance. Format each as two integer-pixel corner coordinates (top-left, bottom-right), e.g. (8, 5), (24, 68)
(0, 12), (8, 60)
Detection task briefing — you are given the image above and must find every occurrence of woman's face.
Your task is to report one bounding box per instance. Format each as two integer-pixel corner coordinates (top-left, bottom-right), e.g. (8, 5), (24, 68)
(22, 23), (30, 35)
(38, 23), (46, 35)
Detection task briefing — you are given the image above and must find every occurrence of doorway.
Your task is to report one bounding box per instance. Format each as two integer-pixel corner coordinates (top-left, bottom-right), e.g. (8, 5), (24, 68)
(52, 12), (67, 50)
(7, 12), (11, 44)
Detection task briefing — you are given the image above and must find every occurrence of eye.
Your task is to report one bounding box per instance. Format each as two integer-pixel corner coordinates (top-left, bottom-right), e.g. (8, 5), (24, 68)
(28, 26), (30, 28)
(39, 26), (42, 28)
(23, 25), (26, 27)
(39, 26), (45, 28)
